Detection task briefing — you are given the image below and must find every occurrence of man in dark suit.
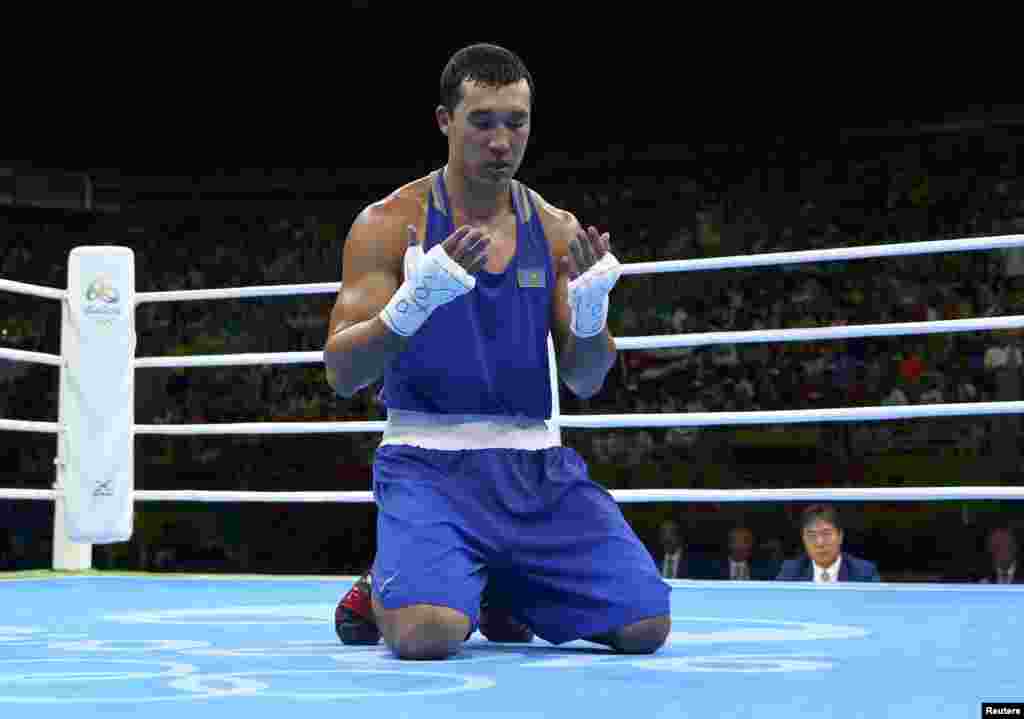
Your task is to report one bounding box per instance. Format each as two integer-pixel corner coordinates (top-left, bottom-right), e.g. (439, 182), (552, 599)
(776, 504), (881, 583)
(656, 519), (691, 579)
(706, 526), (778, 580)
(974, 526), (1021, 584)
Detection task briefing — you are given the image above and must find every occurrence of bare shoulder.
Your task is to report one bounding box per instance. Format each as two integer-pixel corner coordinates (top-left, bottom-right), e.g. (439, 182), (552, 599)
(328, 174), (435, 334)
(523, 185), (580, 260)
(349, 174), (433, 255)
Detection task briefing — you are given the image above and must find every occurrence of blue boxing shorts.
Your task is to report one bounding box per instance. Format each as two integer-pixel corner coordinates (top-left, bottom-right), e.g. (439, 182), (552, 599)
(370, 413), (670, 645)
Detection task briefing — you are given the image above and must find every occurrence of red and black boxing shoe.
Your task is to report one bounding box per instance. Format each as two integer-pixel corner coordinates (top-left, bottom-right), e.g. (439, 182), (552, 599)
(335, 571), (533, 645)
(479, 583), (534, 644)
(335, 571), (381, 646)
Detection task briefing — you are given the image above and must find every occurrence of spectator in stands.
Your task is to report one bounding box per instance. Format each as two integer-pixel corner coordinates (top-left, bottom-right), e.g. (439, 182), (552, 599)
(983, 332), (1023, 374)
(881, 379), (911, 406)
(776, 504), (881, 582)
(897, 344), (925, 387)
(706, 526), (777, 581)
(973, 526), (1021, 584)
(918, 372), (945, 404)
(656, 519), (691, 579)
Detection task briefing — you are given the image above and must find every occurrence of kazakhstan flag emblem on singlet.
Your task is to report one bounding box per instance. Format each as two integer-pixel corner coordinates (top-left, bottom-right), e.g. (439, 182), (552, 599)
(518, 268), (545, 288)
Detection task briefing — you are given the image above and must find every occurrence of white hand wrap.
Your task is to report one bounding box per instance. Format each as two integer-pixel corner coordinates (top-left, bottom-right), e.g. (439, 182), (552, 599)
(568, 251), (621, 338)
(379, 243), (476, 337)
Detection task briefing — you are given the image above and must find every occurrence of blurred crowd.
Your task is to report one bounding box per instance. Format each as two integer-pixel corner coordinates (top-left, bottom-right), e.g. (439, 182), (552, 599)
(2, 125), (1024, 574)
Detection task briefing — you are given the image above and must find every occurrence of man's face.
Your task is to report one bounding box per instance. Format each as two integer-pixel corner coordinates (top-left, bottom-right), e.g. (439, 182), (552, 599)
(439, 78), (531, 185)
(989, 529), (1017, 569)
(802, 518), (843, 569)
(729, 529), (754, 563)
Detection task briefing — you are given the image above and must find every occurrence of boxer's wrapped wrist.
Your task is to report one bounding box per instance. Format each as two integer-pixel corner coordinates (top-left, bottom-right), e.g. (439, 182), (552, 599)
(570, 296), (610, 338)
(379, 243), (476, 337)
(568, 252), (620, 338)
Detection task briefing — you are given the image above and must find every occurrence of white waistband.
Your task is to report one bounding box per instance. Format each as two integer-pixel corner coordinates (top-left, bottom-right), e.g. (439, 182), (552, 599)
(379, 410), (560, 451)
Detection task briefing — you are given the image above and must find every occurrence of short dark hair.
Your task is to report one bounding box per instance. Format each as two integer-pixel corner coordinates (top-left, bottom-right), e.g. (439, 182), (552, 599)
(440, 43), (534, 113)
(800, 504), (843, 533)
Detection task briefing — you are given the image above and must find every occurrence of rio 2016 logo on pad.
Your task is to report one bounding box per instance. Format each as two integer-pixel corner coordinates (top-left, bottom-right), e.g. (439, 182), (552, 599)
(86, 276), (120, 304)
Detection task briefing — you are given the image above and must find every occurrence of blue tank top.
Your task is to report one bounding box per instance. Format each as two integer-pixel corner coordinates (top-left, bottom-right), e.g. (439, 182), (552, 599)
(381, 168), (554, 419)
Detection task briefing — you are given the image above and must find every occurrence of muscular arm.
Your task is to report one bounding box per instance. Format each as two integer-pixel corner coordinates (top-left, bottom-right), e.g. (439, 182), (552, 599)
(323, 207), (412, 398)
(550, 213), (617, 400)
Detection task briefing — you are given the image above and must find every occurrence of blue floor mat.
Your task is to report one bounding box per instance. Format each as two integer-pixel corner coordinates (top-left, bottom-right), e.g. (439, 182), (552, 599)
(0, 575), (1021, 717)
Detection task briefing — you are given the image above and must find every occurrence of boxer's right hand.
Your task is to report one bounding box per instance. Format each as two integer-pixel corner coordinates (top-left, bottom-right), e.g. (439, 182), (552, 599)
(440, 224), (492, 274)
(381, 225), (492, 337)
(403, 225), (491, 280)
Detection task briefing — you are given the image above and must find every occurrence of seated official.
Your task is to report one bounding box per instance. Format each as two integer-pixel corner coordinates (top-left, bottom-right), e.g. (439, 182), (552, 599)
(656, 519), (693, 579)
(776, 504), (881, 583)
(705, 526), (778, 580)
(973, 526), (1021, 584)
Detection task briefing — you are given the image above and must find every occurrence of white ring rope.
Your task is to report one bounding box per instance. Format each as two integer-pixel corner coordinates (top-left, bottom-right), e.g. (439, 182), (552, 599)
(0, 347), (63, 367)
(8, 400), (1018, 437)
(130, 401), (1024, 436)
(124, 234), (1024, 306)
(0, 278), (66, 301)
(3, 486), (1024, 503)
(135, 282), (340, 305)
(0, 419), (61, 434)
(133, 314), (1024, 369)
(134, 351), (322, 369)
(608, 487), (1024, 502)
(620, 233), (1024, 275)
(0, 489), (58, 500)
(134, 420), (387, 435)
(558, 402), (1024, 428)
(614, 314), (1024, 350)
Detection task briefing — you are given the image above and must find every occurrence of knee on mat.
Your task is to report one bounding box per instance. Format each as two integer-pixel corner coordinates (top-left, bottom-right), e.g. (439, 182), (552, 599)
(612, 615), (671, 655)
(384, 607), (470, 660)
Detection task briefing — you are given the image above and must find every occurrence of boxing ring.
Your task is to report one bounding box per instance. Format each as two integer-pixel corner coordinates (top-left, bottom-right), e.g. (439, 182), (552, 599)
(3, 233), (1024, 716)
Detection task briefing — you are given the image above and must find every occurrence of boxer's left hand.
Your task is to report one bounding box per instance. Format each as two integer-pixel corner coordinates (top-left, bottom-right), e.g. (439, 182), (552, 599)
(561, 225), (621, 338)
